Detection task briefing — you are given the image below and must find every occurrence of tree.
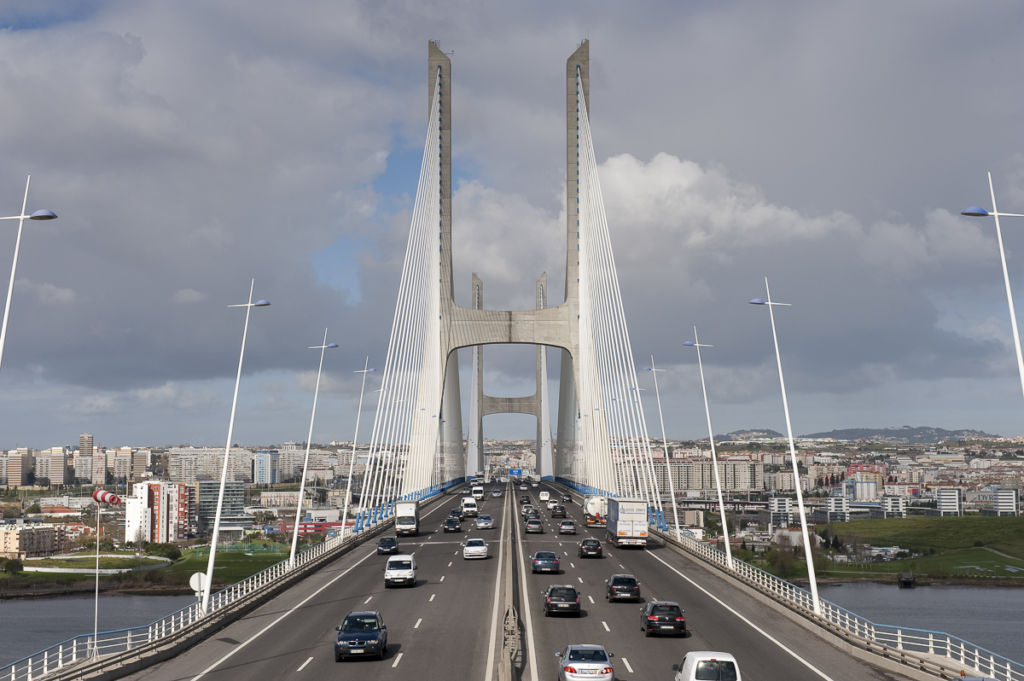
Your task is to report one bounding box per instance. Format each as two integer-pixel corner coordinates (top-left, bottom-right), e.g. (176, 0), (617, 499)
(2, 558), (23, 574)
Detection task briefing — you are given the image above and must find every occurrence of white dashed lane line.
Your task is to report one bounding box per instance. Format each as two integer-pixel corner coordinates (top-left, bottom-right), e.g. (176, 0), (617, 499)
(587, 595), (594, 604)
(622, 658), (634, 674)
(601, 621), (610, 632)
(392, 652), (404, 668)
(364, 596), (372, 604)
(569, 562), (576, 568)
(577, 577), (583, 584)
(448, 561), (452, 567)
(440, 575), (446, 582)
(296, 657), (313, 672)
(414, 618), (422, 629)
(429, 594), (436, 602)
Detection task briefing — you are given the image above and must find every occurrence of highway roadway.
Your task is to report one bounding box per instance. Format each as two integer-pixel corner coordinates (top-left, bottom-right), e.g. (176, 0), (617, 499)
(124, 482), (922, 681)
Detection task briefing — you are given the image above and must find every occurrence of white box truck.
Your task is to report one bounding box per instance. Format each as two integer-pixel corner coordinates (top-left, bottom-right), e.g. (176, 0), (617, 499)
(394, 500), (420, 536)
(606, 498), (648, 548)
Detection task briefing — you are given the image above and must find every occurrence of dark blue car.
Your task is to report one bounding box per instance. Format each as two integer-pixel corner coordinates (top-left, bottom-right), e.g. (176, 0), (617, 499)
(531, 550), (560, 573)
(335, 611), (388, 660)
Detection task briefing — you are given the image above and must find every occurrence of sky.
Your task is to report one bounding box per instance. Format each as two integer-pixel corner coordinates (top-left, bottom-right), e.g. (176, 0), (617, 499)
(0, 1), (1023, 449)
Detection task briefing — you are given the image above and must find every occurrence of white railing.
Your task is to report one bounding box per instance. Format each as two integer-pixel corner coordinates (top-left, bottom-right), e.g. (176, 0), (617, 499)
(655, 527), (1024, 681)
(0, 498), (427, 681)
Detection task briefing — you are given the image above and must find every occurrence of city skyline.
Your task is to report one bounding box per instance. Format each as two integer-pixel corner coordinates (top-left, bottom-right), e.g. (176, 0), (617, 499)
(1, 3), (1024, 446)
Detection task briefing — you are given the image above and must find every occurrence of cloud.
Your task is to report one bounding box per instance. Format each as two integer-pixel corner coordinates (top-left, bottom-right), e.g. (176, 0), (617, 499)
(171, 288), (207, 304)
(17, 279), (77, 305)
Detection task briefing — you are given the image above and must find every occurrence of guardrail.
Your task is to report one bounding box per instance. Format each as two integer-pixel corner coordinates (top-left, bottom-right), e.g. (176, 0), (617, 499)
(1, 490), (450, 681)
(652, 525), (1024, 681)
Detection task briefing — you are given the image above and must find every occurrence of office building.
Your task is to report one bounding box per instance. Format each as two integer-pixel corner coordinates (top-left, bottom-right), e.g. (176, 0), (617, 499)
(937, 488), (962, 516)
(995, 489), (1020, 516)
(881, 495), (908, 518)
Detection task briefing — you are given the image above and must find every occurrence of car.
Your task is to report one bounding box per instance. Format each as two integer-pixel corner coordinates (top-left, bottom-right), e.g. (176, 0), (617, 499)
(443, 517), (462, 532)
(531, 482), (539, 488)
(520, 484), (528, 490)
(526, 509), (541, 521)
(476, 514), (495, 530)
(578, 538), (603, 558)
(531, 550), (560, 573)
(376, 537), (400, 555)
(334, 610), (388, 660)
(543, 584), (581, 616)
(606, 573), (641, 601)
(383, 554), (417, 587)
(561, 494), (571, 503)
(641, 600), (686, 636)
(672, 651), (741, 681)
(449, 507), (464, 520)
(558, 519), (577, 535)
(520, 494), (531, 504)
(555, 644), (614, 681)
(546, 499), (559, 510)
(521, 502), (536, 514)
(551, 505), (567, 518)
(491, 489), (502, 497)
(525, 518), (545, 533)
(463, 537), (489, 559)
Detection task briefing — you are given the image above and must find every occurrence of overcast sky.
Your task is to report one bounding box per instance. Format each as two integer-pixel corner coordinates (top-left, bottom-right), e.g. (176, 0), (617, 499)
(1, 1), (1023, 449)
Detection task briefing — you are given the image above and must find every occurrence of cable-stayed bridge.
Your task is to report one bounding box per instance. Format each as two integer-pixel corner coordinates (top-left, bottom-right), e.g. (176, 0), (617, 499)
(354, 40), (664, 526)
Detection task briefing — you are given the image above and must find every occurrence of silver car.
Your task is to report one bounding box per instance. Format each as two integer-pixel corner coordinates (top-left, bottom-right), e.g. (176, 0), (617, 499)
(476, 514), (495, 530)
(555, 644), (614, 681)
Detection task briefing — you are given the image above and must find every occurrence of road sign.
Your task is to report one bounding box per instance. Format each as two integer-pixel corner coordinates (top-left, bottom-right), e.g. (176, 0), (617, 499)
(510, 469), (522, 476)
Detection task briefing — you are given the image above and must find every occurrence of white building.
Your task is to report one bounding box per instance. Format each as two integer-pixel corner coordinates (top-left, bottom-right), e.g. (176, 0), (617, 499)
(995, 489), (1020, 516)
(826, 495), (850, 522)
(937, 488), (962, 516)
(882, 495), (907, 518)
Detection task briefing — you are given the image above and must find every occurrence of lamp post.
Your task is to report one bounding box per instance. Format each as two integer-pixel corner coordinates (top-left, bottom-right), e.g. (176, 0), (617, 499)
(682, 330), (733, 570)
(749, 278), (820, 615)
(289, 329), (338, 568)
(962, 172), (1024, 404)
(339, 358), (374, 544)
(201, 280), (269, 615)
(0, 175), (57, 374)
(645, 359), (681, 541)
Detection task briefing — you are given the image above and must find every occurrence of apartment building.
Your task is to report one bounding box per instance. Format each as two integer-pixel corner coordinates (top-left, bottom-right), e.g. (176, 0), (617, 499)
(0, 523), (69, 559)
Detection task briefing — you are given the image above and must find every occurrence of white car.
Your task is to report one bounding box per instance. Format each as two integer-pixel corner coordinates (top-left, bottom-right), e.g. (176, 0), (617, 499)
(672, 651), (741, 681)
(546, 499), (558, 510)
(476, 514), (495, 530)
(462, 538), (489, 559)
(556, 644), (614, 681)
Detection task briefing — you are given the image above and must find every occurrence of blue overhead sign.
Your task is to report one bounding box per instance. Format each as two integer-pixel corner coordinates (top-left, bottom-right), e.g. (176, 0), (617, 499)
(510, 469), (522, 476)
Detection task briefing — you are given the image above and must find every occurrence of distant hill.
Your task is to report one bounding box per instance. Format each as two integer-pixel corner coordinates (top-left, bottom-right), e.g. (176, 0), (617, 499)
(799, 426), (998, 444)
(717, 425), (998, 444)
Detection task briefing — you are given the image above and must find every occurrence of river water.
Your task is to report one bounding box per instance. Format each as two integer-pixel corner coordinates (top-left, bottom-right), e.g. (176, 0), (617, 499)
(818, 583), (1023, 661)
(1, 586), (1021, 667)
(0, 593), (197, 666)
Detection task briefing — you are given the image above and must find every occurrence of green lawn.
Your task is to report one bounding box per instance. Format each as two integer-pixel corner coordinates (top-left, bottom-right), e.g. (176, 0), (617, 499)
(834, 515), (1024, 559)
(26, 555), (167, 570)
(163, 546), (293, 587)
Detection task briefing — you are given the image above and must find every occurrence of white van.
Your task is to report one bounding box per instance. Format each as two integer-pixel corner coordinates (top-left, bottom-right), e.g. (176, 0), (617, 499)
(471, 485), (485, 500)
(538, 490), (550, 502)
(672, 651), (741, 681)
(461, 496), (479, 518)
(384, 554), (417, 588)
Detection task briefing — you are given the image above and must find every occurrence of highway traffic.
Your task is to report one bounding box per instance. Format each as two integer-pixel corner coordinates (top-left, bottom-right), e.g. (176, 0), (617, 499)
(124, 481), (920, 681)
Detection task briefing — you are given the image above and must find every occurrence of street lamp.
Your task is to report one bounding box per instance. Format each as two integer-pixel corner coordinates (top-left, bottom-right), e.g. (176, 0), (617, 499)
(0, 175), (58, 374)
(339, 358), (374, 543)
(288, 329), (338, 568)
(962, 172), (1024, 405)
(749, 278), (820, 615)
(645, 359), (682, 541)
(201, 280), (269, 615)
(682, 330), (733, 570)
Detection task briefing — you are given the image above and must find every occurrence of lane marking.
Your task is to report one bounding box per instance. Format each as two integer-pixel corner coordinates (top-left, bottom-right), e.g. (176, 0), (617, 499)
(440, 575), (446, 582)
(622, 657), (634, 674)
(619, 563), (625, 568)
(570, 562), (576, 569)
(414, 618), (422, 629)
(189, 548), (379, 681)
(448, 561), (452, 567)
(587, 595), (594, 604)
(577, 577), (583, 584)
(297, 656), (313, 672)
(392, 652), (403, 668)
(602, 620), (610, 632)
(647, 551), (837, 681)
(514, 489), (540, 681)
(363, 596), (372, 604)
(429, 593), (436, 602)
(484, 485), (511, 681)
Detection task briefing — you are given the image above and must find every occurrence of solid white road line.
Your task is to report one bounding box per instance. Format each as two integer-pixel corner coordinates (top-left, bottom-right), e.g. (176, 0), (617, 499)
(297, 656), (313, 672)
(484, 487), (511, 681)
(392, 652), (403, 668)
(622, 657), (634, 674)
(647, 551), (837, 681)
(601, 621), (610, 632)
(189, 549), (378, 681)
(414, 618), (422, 629)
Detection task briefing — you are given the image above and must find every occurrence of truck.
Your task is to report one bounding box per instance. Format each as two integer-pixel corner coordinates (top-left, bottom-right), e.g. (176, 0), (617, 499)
(606, 497), (648, 548)
(461, 496), (479, 518)
(394, 500), (420, 536)
(583, 495), (608, 527)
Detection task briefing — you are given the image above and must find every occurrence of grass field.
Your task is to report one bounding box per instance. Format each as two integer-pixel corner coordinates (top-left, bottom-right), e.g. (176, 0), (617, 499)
(25, 555), (168, 570)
